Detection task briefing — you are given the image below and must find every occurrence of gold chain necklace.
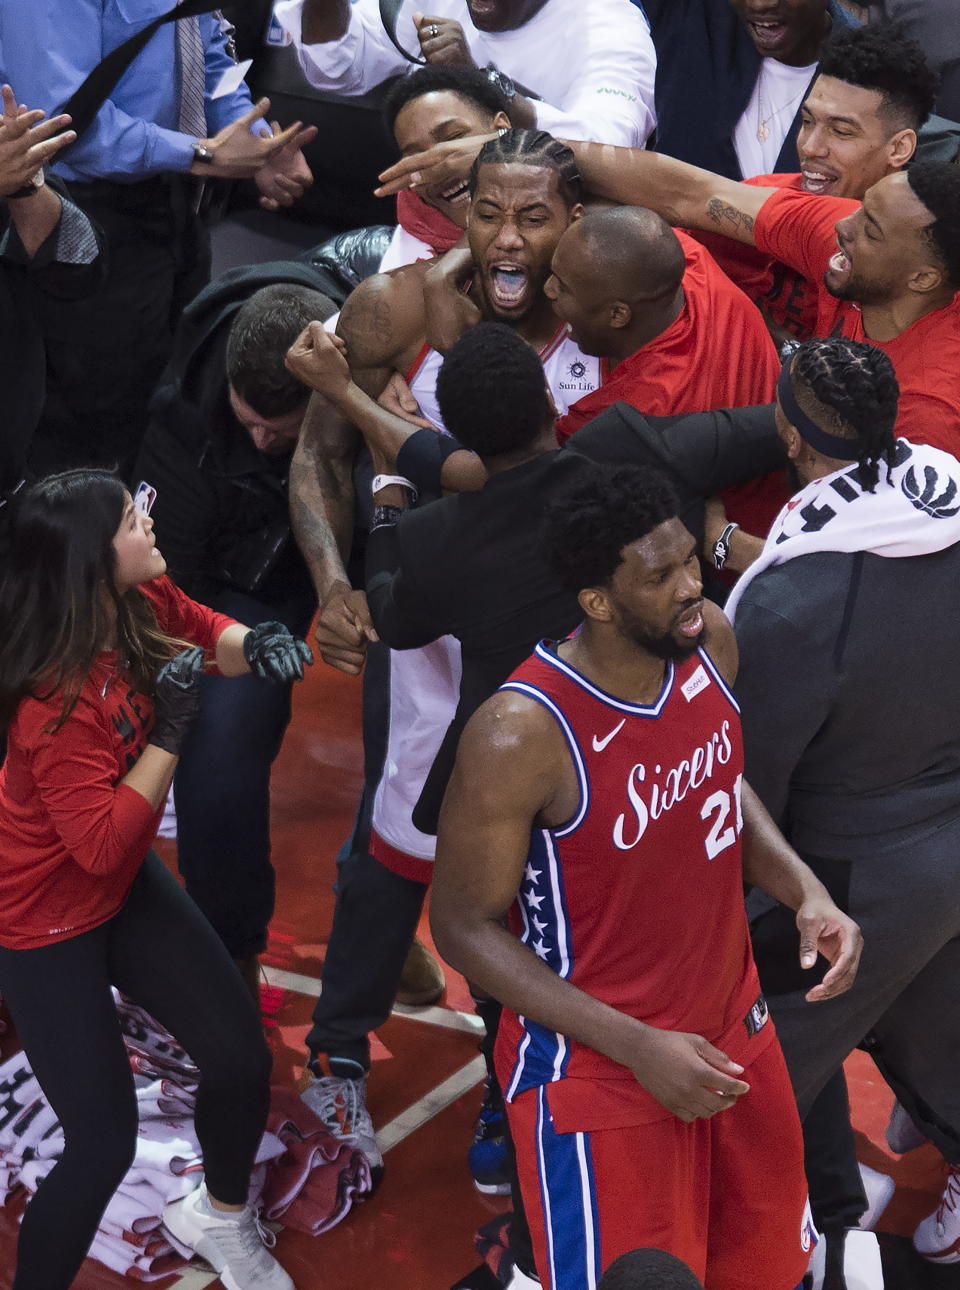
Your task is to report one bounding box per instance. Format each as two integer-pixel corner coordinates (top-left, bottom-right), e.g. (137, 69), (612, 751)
(756, 63), (810, 143)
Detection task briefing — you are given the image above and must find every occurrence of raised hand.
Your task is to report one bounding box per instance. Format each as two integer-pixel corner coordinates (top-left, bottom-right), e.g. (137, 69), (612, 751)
(192, 99), (307, 179)
(254, 120), (317, 211)
(0, 84), (76, 198)
(413, 12), (476, 66)
(285, 322), (352, 401)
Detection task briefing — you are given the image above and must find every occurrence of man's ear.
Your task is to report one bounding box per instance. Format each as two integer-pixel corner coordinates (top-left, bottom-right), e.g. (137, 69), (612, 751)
(492, 110), (512, 132)
(907, 262), (947, 296)
(578, 585), (614, 623)
(782, 421), (803, 461)
(609, 300), (632, 331)
(886, 127), (916, 172)
(568, 202), (585, 224)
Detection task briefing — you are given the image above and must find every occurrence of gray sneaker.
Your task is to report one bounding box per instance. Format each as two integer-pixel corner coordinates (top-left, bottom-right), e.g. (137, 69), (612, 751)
(300, 1070), (384, 1182)
(163, 1183), (294, 1290)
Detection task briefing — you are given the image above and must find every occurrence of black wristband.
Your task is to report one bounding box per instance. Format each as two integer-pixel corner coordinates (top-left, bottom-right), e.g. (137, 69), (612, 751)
(371, 504), (404, 532)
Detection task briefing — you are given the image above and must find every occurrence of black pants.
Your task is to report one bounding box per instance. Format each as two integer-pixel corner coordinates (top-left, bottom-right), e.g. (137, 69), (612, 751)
(0, 852), (271, 1290)
(175, 586), (315, 959)
(31, 176), (210, 481)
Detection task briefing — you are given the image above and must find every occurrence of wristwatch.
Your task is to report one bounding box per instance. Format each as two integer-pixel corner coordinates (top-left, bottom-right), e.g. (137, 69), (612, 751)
(484, 66), (517, 100)
(192, 142), (215, 166)
(713, 522), (740, 571)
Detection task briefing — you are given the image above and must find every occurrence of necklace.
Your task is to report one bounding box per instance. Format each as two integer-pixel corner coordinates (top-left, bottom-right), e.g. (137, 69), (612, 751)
(756, 62), (810, 143)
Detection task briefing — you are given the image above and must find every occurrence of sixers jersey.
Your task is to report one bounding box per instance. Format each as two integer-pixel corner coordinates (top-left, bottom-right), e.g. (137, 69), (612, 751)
(405, 325), (602, 432)
(496, 641), (767, 1121)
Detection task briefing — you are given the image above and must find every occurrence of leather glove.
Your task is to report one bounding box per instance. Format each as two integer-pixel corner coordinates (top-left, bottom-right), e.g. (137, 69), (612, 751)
(149, 646), (205, 755)
(242, 621), (314, 683)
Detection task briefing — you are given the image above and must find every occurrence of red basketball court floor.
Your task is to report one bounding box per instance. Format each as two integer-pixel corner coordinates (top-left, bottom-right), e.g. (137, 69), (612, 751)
(0, 658), (957, 1289)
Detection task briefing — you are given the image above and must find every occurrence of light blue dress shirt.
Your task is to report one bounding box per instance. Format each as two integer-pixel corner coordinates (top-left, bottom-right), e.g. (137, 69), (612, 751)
(0, 0), (254, 183)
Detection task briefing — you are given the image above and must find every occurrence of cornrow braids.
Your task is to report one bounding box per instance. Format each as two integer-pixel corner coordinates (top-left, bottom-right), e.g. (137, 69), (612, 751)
(792, 338), (900, 492)
(468, 127), (583, 207)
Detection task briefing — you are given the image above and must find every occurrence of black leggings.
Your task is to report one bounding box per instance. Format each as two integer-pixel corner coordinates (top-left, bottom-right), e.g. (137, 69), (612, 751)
(0, 852), (272, 1290)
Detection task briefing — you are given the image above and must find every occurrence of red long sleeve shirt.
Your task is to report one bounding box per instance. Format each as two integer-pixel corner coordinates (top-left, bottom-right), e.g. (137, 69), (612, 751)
(0, 577), (235, 949)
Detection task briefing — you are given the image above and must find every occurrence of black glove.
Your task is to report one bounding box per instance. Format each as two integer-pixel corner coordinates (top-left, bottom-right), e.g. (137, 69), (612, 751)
(150, 646), (205, 755)
(242, 621), (314, 683)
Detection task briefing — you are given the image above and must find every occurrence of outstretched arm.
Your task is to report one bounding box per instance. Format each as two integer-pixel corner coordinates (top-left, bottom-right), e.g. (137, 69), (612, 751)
(432, 693), (752, 1123)
(377, 136), (775, 247)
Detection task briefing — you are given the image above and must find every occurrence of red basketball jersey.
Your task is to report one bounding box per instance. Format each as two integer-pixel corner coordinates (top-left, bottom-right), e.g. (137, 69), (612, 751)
(496, 641), (770, 1128)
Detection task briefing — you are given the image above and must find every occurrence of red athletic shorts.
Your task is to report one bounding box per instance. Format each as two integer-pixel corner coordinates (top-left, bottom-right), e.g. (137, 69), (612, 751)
(506, 1039), (813, 1290)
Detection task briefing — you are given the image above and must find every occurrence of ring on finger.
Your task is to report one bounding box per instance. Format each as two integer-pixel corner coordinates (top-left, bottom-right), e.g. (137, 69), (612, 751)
(428, 22), (439, 36)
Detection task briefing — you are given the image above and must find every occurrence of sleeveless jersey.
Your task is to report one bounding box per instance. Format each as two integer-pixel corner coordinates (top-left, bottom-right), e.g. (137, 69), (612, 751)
(405, 325), (602, 433)
(496, 641), (768, 1127)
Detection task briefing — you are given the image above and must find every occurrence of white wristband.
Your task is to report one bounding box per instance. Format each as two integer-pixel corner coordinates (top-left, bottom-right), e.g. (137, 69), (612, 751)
(372, 473), (417, 500)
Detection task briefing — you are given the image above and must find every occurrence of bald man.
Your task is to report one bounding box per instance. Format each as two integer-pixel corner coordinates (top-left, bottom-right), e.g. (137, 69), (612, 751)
(550, 206), (784, 537)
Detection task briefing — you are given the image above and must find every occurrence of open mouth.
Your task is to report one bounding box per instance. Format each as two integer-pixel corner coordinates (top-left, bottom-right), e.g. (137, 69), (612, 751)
(487, 263), (529, 310)
(800, 167), (838, 196)
(468, 0), (501, 24)
(829, 245), (852, 278)
(676, 603), (704, 638)
(748, 18), (789, 50)
(437, 178), (470, 208)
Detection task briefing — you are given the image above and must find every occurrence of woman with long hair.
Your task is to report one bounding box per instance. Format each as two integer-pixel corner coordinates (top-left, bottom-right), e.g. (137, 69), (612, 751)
(0, 469), (312, 1290)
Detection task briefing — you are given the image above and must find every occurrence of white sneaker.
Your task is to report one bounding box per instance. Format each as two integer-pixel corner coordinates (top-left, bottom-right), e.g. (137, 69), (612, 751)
(807, 1228), (884, 1289)
(163, 1183), (294, 1290)
(913, 1164), (960, 1263)
(300, 1070), (384, 1179)
(858, 1163), (895, 1231)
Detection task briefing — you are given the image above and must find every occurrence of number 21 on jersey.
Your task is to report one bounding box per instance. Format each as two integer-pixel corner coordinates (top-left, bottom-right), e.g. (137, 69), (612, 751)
(700, 773), (744, 860)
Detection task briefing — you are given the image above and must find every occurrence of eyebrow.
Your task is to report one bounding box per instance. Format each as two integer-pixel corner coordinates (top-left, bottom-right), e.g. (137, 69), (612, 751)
(864, 208), (884, 237)
(476, 198), (552, 215)
(802, 106), (862, 130)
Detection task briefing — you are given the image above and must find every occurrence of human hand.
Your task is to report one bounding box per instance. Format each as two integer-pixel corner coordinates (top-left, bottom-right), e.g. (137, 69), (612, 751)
(0, 85), (75, 198)
(374, 133), (493, 198)
(192, 99), (305, 179)
(150, 646), (206, 755)
(254, 119), (317, 210)
(413, 12), (476, 65)
(424, 246), (481, 352)
(628, 1027), (751, 1123)
(285, 322), (352, 401)
(377, 373), (433, 429)
(796, 898), (863, 1003)
(314, 580), (378, 675)
(242, 621), (314, 682)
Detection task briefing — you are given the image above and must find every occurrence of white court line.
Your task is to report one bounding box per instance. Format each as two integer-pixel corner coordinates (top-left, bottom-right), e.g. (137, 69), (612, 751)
(378, 1055), (485, 1153)
(261, 965), (485, 1037)
(167, 970), (485, 1286)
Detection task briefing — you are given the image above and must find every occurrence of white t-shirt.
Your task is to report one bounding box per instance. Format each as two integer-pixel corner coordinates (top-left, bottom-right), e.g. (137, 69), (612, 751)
(733, 57), (815, 179)
(274, 0), (656, 146)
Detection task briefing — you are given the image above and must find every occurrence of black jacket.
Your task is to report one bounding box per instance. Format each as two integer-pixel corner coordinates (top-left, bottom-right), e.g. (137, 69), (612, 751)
(1, 181), (104, 491)
(134, 259), (336, 606)
(366, 401), (783, 831)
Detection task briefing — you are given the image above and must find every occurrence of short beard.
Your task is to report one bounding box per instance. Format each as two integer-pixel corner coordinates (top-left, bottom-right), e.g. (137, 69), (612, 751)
(617, 604), (706, 662)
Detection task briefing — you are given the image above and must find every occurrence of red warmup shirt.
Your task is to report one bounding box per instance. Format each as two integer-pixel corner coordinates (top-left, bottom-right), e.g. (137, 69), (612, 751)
(556, 231), (786, 538)
(690, 174), (860, 341)
(0, 577), (235, 950)
(754, 187), (960, 456)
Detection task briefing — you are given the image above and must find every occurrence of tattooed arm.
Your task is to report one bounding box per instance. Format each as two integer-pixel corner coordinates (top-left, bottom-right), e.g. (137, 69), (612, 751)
(286, 269), (425, 672)
(564, 143), (771, 245)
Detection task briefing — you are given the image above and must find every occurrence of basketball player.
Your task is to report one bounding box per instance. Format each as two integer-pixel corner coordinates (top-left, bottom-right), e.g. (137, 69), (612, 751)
(431, 463), (862, 1290)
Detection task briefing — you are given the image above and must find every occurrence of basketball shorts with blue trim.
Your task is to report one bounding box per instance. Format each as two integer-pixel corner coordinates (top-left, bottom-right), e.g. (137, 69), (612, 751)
(506, 1039), (814, 1290)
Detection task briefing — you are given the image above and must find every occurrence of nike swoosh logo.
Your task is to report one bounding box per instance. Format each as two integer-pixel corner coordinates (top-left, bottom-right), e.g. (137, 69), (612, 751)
(592, 718), (626, 753)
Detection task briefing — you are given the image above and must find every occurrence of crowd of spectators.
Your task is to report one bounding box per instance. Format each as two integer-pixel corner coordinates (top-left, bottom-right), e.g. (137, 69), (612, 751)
(1, 2), (960, 1288)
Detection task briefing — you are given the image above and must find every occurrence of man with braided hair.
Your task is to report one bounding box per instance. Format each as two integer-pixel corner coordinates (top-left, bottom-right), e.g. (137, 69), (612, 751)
(283, 128), (602, 1202)
(380, 132), (960, 457)
(726, 336), (960, 1272)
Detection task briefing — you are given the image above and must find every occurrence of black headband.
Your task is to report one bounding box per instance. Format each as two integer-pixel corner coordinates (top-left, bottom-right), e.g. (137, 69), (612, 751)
(777, 361), (857, 459)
